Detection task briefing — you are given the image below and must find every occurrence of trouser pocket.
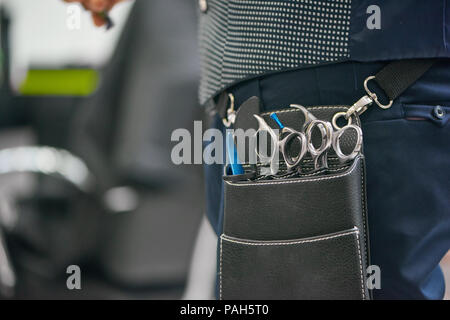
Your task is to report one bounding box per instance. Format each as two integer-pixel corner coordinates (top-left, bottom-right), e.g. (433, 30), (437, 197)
(220, 227), (366, 300)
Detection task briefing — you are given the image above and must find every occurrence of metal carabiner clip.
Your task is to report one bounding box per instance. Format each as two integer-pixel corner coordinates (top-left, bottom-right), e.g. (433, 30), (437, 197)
(345, 76), (394, 120)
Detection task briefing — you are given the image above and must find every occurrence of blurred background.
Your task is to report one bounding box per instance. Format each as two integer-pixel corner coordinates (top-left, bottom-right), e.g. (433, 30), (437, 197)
(0, 0), (447, 300)
(0, 0), (205, 299)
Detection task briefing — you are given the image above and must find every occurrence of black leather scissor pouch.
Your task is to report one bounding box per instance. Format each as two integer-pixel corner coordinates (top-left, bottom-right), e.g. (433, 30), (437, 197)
(220, 105), (371, 300)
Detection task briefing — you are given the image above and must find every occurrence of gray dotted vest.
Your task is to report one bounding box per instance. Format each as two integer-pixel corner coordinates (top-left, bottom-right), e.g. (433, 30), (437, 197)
(199, 0), (352, 104)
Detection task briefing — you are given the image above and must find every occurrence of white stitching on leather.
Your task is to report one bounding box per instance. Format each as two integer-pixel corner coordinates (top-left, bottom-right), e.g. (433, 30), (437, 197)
(269, 165), (350, 179)
(360, 159), (368, 263)
(219, 236), (223, 300)
(220, 227), (366, 300)
(355, 231), (366, 300)
(242, 157), (342, 167)
(260, 106), (362, 127)
(261, 106), (349, 116)
(220, 227), (358, 246)
(359, 158), (370, 299)
(296, 165), (350, 178)
(224, 156), (359, 187)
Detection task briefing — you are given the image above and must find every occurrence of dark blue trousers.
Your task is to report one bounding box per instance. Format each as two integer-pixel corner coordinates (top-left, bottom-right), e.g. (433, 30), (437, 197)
(204, 61), (450, 299)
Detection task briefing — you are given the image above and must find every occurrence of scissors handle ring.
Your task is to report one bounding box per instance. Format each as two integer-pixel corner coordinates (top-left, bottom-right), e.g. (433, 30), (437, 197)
(305, 120), (333, 156)
(306, 120), (333, 171)
(279, 129), (307, 171)
(332, 124), (363, 162)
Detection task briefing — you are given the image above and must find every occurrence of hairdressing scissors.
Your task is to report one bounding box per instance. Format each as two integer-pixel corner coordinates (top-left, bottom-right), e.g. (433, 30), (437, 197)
(288, 105), (334, 171)
(253, 111), (315, 175)
(253, 114), (283, 175)
(254, 105), (363, 175)
(290, 105), (363, 170)
(253, 104), (320, 174)
(269, 113), (308, 171)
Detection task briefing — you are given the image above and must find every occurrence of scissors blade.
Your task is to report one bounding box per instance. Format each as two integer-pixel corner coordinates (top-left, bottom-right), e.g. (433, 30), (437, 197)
(253, 115), (280, 175)
(290, 104), (318, 131)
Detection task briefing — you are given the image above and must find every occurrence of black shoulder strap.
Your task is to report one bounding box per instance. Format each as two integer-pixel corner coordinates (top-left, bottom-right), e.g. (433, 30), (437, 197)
(374, 59), (435, 102)
(212, 59), (437, 119)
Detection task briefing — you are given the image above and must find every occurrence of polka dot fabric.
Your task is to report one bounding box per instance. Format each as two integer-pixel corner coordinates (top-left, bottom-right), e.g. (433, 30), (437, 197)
(199, 0), (352, 104)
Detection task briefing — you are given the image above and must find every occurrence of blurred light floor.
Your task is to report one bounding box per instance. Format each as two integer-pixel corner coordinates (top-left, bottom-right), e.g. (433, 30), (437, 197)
(442, 251), (450, 300)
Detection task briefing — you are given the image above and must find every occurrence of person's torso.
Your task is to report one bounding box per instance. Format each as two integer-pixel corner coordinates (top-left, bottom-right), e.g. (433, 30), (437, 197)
(198, 0), (450, 104)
